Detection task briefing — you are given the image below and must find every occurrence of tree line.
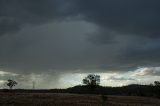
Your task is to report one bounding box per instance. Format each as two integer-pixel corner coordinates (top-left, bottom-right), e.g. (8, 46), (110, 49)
(2, 74), (160, 98)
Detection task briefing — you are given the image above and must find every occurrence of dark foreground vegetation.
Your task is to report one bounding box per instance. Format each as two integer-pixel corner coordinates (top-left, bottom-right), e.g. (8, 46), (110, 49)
(1, 84), (160, 98)
(1, 75), (160, 106)
(0, 93), (160, 106)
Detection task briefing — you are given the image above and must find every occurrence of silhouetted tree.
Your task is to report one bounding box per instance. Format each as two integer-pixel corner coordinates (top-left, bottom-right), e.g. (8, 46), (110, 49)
(83, 74), (100, 91)
(6, 79), (17, 89)
(154, 81), (160, 86)
(154, 81), (160, 97)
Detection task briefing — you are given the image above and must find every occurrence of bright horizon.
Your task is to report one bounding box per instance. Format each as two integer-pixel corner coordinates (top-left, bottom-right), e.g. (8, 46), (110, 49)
(1, 67), (160, 89)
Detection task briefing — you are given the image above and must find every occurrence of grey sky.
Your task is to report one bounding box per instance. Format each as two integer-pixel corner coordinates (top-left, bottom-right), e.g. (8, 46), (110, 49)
(0, 0), (160, 88)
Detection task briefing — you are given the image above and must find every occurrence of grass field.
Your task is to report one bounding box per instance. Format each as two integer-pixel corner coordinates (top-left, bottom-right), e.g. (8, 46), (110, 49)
(0, 93), (159, 106)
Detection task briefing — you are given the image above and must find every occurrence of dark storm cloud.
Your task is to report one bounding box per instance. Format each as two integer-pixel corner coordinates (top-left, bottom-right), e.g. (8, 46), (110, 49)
(0, 0), (160, 75)
(2, 0), (160, 39)
(0, 0), (72, 36)
(69, 0), (160, 70)
(71, 0), (160, 42)
(116, 37), (160, 69)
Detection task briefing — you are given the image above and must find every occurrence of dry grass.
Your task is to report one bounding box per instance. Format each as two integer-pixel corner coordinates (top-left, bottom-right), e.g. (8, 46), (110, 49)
(0, 93), (159, 106)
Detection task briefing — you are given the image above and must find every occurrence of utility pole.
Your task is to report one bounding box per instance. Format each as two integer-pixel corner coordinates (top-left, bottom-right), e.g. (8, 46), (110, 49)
(32, 81), (35, 89)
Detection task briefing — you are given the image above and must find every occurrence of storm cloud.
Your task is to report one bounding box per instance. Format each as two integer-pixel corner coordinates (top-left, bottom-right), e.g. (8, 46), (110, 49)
(1, 0), (160, 38)
(72, 0), (160, 38)
(0, 0), (72, 36)
(0, 0), (160, 88)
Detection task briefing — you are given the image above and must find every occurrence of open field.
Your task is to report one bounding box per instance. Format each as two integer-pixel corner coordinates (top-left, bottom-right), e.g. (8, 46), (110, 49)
(0, 93), (159, 106)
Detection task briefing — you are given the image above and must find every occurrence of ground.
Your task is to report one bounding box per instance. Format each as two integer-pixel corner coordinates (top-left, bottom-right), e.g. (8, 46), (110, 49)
(0, 93), (159, 106)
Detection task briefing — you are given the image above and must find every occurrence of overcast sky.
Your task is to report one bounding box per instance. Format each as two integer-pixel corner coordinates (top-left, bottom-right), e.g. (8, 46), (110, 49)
(0, 0), (160, 89)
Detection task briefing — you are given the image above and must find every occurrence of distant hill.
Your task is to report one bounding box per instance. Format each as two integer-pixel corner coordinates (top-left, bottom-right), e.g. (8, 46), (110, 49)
(1, 84), (160, 98)
(65, 84), (156, 96)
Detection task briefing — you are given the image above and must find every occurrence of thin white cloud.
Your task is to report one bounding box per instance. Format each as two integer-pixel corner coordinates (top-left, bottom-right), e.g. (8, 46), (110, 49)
(0, 80), (5, 84)
(131, 67), (160, 76)
(0, 71), (19, 76)
(1, 67), (160, 89)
